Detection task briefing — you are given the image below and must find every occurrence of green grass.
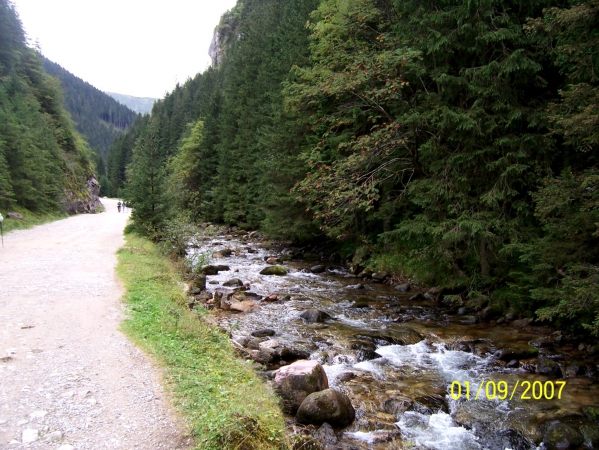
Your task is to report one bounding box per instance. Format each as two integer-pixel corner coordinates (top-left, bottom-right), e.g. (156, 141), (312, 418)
(0, 206), (69, 234)
(116, 233), (287, 450)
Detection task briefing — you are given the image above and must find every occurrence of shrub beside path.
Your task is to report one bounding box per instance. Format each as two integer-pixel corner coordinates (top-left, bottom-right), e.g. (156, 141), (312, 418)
(0, 199), (191, 449)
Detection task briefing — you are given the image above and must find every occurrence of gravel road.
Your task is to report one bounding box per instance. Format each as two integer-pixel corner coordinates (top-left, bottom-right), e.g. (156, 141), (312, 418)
(0, 199), (192, 449)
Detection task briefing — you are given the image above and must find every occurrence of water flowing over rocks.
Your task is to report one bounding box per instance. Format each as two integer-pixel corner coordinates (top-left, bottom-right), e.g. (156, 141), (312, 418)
(186, 229), (599, 449)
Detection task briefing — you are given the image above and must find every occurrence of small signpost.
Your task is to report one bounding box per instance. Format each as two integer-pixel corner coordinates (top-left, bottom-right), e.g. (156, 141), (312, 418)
(0, 213), (3, 248)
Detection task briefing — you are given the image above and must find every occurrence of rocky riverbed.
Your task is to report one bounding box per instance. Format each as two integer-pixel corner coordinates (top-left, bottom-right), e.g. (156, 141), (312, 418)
(186, 227), (599, 450)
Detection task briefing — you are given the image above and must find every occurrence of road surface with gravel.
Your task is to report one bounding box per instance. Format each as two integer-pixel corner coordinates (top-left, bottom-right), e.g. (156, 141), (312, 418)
(0, 199), (191, 449)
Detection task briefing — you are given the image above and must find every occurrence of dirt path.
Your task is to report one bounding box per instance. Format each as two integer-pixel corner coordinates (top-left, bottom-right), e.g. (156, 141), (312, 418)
(0, 199), (191, 449)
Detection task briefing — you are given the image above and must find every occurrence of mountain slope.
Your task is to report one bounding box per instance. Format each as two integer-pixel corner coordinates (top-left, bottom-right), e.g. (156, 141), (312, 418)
(105, 92), (156, 115)
(42, 58), (138, 163)
(0, 0), (97, 213)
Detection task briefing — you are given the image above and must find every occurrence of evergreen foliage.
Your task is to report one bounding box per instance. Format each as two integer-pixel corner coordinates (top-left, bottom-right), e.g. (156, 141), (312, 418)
(108, 0), (599, 336)
(125, 117), (169, 231)
(106, 114), (148, 197)
(42, 58), (137, 167)
(0, 0), (95, 212)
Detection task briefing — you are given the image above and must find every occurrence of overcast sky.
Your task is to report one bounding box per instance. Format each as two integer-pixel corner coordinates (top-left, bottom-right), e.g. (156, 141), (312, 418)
(11, 0), (238, 98)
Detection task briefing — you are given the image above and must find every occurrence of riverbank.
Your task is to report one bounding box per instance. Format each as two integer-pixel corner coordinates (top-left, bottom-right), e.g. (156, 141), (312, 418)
(182, 226), (599, 449)
(116, 232), (287, 450)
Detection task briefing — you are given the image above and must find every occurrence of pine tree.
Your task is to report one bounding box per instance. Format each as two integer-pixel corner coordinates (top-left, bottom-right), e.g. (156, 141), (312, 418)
(125, 117), (169, 231)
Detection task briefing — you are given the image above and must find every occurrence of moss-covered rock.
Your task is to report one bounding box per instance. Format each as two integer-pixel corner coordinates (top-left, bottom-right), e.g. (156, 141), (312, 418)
(260, 266), (287, 276)
(497, 346), (539, 361)
(542, 421), (584, 450)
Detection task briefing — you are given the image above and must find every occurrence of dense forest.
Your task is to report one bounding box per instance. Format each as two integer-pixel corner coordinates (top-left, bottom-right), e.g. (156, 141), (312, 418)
(110, 0), (599, 338)
(43, 58), (137, 160)
(0, 0), (96, 213)
(42, 58), (138, 193)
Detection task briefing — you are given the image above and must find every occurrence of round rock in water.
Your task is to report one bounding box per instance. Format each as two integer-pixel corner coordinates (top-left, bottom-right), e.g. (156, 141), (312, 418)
(310, 265), (326, 274)
(273, 360), (329, 414)
(223, 278), (243, 287)
(296, 388), (355, 428)
(300, 309), (332, 323)
(251, 328), (275, 338)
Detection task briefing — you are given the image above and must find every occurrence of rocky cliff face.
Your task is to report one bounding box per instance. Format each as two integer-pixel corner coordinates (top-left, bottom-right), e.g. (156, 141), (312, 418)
(208, 27), (224, 67)
(61, 176), (103, 214)
(208, 7), (242, 68)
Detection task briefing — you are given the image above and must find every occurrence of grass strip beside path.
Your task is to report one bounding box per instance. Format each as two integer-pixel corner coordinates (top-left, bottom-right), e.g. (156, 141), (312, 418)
(0, 206), (68, 234)
(116, 233), (287, 450)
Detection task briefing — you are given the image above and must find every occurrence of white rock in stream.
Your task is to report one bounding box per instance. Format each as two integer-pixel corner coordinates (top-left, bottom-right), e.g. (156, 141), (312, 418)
(259, 339), (280, 350)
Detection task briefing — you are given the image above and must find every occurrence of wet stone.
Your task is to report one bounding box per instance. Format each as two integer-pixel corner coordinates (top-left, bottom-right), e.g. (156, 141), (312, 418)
(458, 315), (478, 325)
(251, 328), (275, 338)
(423, 292), (435, 301)
(349, 340), (378, 361)
(310, 265), (326, 274)
(300, 309), (332, 323)
(411, 394), (448, 415)
(543, 421), (584, 450)
(384, 395), (413, 417)
(296, 389), (356, 428)
(313, 422), (338, 446)
(498, 346), (539, 361)
(511, 318), (533, 328)
(337, 372), (356, 382)
(260, 266), (288, 276)
(394, 283), (410, 292)
(472, 422), (536, 450)
(371, 271), (388, 281)
(530, 336), (554, 348)
(457, 307), (469, 316)
(223, 278), (243, 287)
(564, 364), (582, 378)
(537, 358), (562, 377)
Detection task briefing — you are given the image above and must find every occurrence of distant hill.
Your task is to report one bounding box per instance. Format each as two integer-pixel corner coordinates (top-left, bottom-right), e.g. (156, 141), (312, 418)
(43, 58), (138, 164)
(105, 92), (156, 115)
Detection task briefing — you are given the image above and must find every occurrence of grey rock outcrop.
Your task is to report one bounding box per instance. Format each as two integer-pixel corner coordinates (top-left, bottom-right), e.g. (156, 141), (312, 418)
(61, 175), (102, 214)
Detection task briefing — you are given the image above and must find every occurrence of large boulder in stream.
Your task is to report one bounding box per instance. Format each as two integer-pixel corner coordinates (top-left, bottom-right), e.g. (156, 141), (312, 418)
(542, 420), (584, 450)
(260, 266), (287, 276)
(296, 389), (355, 428)
(274, 360), (329, 414)
(300, 309), (333, 323)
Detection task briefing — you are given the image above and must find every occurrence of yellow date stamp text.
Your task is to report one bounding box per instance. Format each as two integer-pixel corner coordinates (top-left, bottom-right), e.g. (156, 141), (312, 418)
(449, 380), (566, 401)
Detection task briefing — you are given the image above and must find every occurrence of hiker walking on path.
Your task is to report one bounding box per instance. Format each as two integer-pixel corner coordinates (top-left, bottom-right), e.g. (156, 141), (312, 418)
(117, 200), (122, 212)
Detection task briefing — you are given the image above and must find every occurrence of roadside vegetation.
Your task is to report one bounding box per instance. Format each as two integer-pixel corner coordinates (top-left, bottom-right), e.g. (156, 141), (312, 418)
(109, 0), (599, 339)
(0, 206), (68, 234)
(116, 231), (287, 450)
